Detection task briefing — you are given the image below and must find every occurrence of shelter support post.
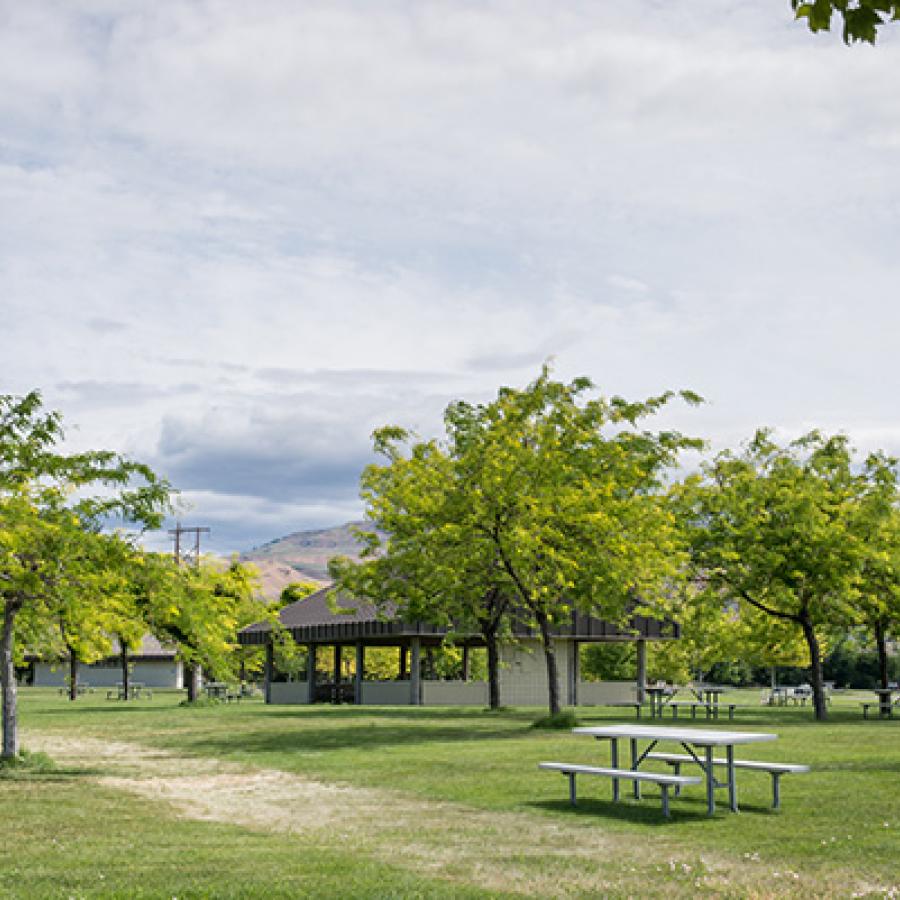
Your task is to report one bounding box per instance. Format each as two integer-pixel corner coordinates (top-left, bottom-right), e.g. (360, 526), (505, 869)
(399, 646), (407, 680)
(354, 642), (364, 705)
(461, 646), (469, 681)
(306, 644), (316, 703)
(333, 645), (342, 704)
(409, 638), (421, 706)
(636, 640), (647, 704)
(264, 640), (273, 704)
(568, 640), (579, 706)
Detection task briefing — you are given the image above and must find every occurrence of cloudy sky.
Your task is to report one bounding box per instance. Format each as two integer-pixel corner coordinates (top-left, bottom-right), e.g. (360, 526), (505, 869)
(3, 2), (899, 554)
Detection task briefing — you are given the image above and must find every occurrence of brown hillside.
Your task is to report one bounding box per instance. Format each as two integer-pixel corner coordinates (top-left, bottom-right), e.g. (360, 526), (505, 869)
(240, 521), (381, 600)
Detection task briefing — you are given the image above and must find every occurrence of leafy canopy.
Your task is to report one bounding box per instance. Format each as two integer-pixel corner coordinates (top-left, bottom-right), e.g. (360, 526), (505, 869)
(792, 0), (900, 43)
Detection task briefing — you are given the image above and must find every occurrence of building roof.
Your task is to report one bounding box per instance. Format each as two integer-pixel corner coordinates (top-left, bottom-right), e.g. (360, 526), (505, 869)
(27, 633), (178, 663)
(238, 585), (678, 646)
(109, 634), (178, 659)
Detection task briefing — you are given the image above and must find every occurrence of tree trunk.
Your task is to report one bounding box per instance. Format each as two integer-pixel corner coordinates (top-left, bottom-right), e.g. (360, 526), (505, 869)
(875, 620), (889, 690)
(120, 640), (129, 700)
(186, 664), (202, 702)
(484, 625), (501, 710)
(68, 649), (78, 702)
(534, 608), (560, 716)
(2, 601), (21, 758)
(800, 617), (827, 721)
(875, 620), (890, 715)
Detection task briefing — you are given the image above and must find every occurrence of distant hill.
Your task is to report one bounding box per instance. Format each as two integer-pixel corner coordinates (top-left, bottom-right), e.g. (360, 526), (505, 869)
(240, 521), (381, 600)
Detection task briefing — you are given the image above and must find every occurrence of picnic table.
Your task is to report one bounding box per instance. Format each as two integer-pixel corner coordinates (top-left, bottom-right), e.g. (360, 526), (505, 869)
(204, 682), (243, 702)
(866, 688), (899, 718)
(644, 684), (677, 718)
(58, 683), (92, 696)
(572, 723), (779, 815)
(769, 686), (805, 705)
(107, 682), (150, 700)
(691, 684), (725, 704)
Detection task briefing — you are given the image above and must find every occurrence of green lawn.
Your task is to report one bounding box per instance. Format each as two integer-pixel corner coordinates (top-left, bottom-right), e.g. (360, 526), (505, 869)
(9, 687), (900, 897)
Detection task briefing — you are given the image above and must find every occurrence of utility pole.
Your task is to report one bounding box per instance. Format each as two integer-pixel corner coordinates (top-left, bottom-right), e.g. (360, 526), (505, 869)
(168, 522), (210, 702)
(168, 522), (210, 568)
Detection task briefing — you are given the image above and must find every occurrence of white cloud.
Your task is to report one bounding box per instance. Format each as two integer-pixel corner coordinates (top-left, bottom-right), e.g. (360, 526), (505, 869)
(2, 1), (900, 550)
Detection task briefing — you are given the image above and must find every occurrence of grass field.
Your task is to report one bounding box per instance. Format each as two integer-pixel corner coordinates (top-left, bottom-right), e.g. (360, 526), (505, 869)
(5, 687), (900, 897)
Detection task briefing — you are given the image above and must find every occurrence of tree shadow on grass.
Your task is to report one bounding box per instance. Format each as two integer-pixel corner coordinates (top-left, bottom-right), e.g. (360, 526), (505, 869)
(0, 763), (109, 782)
(171, 719), (530, 758)
(526, 797), (709, 826)
(260, 704), (537, 722)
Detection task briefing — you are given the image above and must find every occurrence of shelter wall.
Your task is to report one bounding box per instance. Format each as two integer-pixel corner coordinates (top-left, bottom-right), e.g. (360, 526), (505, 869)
(497, 638), (570, 707)
(577, 680), (638, 705)
(33, 659), (182, 689)
(422, 680), (489, 706)
(361, 681), (411, 705)
(269, 681), (311, 704)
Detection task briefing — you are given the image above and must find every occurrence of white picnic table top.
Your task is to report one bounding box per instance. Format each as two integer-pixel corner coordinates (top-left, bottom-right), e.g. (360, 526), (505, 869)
(573, 724), (777, 747)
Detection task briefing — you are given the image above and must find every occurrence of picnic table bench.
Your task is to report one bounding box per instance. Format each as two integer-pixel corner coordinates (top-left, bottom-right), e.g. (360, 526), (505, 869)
(205, 683), (243, 702)
(539, 761), (701, 818)
(861, 689), (900, 718)
(644, 752), (810, 809)
(665, 701), (738, 721)
(601, 701), (643, 717)
(58, 684), (92, 696)
(561, 724), (797, 816)
(106, 682), (151, 700)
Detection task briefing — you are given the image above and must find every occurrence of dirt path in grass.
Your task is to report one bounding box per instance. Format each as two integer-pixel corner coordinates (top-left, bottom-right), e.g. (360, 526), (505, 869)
(24, 731), (886, 898)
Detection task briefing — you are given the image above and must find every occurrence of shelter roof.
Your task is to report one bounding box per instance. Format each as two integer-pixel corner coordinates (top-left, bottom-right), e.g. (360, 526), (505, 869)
(238, 585), (678, 646)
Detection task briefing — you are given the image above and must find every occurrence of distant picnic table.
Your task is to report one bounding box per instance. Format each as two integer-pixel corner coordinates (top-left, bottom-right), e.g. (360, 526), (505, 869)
(204, 682), (242, 702)
(863, 688), (900, 719)
(106, 682), (151, 701)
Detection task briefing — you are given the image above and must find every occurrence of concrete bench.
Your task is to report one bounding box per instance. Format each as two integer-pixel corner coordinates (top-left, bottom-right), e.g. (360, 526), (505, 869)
(539, 761), (701, 818)
(645, 752), (809, 809)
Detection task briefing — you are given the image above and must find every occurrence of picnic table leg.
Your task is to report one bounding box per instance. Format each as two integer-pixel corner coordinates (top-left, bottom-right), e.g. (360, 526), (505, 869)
(630, 738), (641, 800)
(568, 772), (577, 806)
(726, 744), (737, 812)
(705, 745), (715, 816)
(610, 739), (620, 802)
(661, 784), (671, 819)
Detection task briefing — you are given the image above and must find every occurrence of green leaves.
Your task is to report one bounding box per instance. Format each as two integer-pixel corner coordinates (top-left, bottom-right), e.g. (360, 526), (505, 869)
(791, 0), (900, 43)
(335, 366), (704, 713)
(681, 429), (900, 719)
(1, 391), (175, 754)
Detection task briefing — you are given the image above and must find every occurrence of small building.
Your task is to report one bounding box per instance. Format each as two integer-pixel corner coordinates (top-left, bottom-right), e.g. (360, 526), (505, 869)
(32, 634), (184, 689)
(238, 586), (678, 707)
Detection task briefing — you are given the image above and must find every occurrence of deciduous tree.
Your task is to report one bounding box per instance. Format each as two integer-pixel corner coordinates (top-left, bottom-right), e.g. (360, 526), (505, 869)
(336, 368), (702, 715)
(680, 430), (867, 720)
(0, 391), (171, 757)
